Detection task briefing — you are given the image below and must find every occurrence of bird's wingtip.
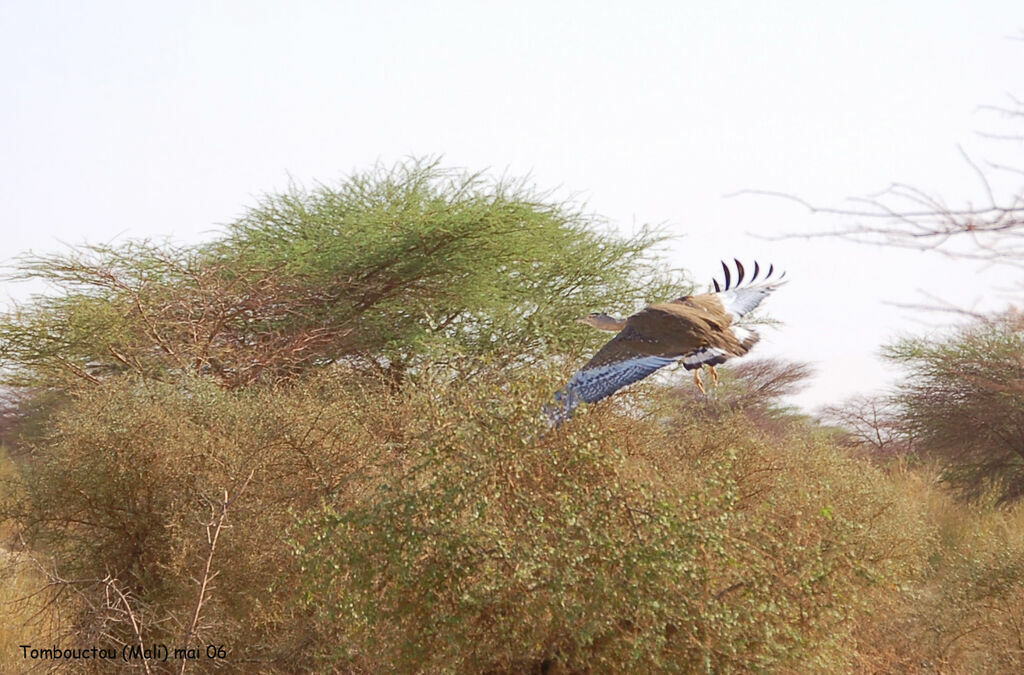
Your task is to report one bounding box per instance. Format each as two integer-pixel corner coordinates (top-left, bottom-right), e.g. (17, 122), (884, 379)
(710, 259), (786, 293)
(544, 387), (581, 428)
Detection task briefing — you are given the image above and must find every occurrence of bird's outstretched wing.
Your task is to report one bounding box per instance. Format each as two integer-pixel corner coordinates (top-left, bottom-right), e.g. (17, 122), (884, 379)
(546, 326), (678, 426)
(566, 353), (676, 405)
(681, 259), (786, 320)
(547, 353), (675, 426)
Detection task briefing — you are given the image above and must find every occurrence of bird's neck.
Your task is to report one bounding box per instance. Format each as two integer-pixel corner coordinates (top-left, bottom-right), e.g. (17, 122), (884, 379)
(589, 315), (627, 332)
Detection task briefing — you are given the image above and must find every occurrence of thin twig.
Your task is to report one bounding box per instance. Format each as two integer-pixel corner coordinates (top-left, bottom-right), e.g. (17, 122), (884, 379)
(177, 468), (256, 675)
(105, 576), (153, 675)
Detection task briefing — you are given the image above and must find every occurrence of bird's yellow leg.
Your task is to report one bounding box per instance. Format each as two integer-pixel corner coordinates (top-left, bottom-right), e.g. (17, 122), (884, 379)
(709, 365), (720, 387)
(693, 368), (707, 395)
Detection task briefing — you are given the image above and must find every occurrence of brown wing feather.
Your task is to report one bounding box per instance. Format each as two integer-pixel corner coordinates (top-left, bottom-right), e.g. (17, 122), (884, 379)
(650, 299), (744, 353)
(669, 292), (729, 317)
(584, 300), (743, 370)
(583, 325), (665, 369)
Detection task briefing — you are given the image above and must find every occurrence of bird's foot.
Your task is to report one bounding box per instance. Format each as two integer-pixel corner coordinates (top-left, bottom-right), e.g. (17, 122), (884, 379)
(693, 368), (707, 395)
(709, 365), (720, 387)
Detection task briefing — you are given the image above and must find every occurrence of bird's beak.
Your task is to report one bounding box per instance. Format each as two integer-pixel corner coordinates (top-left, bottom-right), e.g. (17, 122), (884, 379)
(574, 317), (589, 324)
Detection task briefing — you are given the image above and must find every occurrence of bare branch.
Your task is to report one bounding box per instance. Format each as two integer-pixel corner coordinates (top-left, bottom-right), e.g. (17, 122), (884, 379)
(178, 468), (255, 674)
(820, 394), (910, 455)
(105, 576), (153, 675)
(730, 100), (1024, 270)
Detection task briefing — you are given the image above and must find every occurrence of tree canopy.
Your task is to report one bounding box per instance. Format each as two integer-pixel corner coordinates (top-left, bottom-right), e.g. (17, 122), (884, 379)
(1, 159), (682, 392)
(885, 310), (1024, 504)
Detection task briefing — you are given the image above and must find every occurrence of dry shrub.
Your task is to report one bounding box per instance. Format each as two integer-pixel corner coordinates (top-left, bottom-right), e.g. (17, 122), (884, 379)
(1, 371), (400, 671)
(653, 409), (932, 672)
(850, 463), (1024, 672)
(0, 552), (62, 671)
(292, 369), (932, 673)
(820, 394), (912, 458)
(661, 358), (815, 438)
(0, 363), (958, 673)
(0, 448), (62, 671)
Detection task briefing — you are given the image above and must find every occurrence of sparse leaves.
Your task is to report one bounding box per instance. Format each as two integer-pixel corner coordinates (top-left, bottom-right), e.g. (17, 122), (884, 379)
(885, 309), (1024, 503)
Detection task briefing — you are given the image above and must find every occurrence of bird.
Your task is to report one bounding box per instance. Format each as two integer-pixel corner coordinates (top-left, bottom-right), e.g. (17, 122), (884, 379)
(546, 259), (786, 426)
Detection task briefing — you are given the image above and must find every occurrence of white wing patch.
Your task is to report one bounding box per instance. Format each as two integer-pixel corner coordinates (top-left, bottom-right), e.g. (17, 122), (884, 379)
(731, 326), (753, 343)
(718, 283), (784, 319)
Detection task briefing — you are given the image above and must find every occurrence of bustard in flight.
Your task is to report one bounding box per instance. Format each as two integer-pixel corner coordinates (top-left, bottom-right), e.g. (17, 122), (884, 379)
(547, 260), (786, 426)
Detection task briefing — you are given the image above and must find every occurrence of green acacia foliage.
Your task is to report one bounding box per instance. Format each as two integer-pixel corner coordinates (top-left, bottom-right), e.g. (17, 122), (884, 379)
(885, 310), (1024, 504)
(215, 160), (680, 372)
(1, 158), (679, 391)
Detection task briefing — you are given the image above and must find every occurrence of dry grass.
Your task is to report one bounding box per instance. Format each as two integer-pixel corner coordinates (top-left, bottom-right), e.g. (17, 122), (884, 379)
(0, 448), (61, 673)
(848, 463), (1024, 673)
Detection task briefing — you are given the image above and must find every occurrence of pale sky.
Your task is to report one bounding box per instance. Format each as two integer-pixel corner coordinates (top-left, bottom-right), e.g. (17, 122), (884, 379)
(2, 1), (1023, 411)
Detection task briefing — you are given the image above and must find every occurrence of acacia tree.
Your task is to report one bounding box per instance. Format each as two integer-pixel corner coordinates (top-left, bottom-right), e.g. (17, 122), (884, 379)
(819, 394), (909, 456)
(1, 158), (681, 394)
(884, 309), (1024, 503)
(210, 159), (684, 382)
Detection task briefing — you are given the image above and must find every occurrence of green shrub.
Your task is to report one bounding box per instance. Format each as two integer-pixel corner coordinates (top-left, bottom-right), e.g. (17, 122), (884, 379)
(292, 372), (932, 673)
(885, 310), (1024, 504)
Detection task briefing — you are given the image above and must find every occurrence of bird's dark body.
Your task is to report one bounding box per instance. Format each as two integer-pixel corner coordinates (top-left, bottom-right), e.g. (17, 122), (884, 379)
(585, 295), (746, 369)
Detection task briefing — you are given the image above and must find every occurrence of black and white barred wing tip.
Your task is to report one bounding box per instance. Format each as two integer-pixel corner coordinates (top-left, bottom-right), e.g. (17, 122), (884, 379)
(546, 354), (676, 426)
(711, 259), (787, 319)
